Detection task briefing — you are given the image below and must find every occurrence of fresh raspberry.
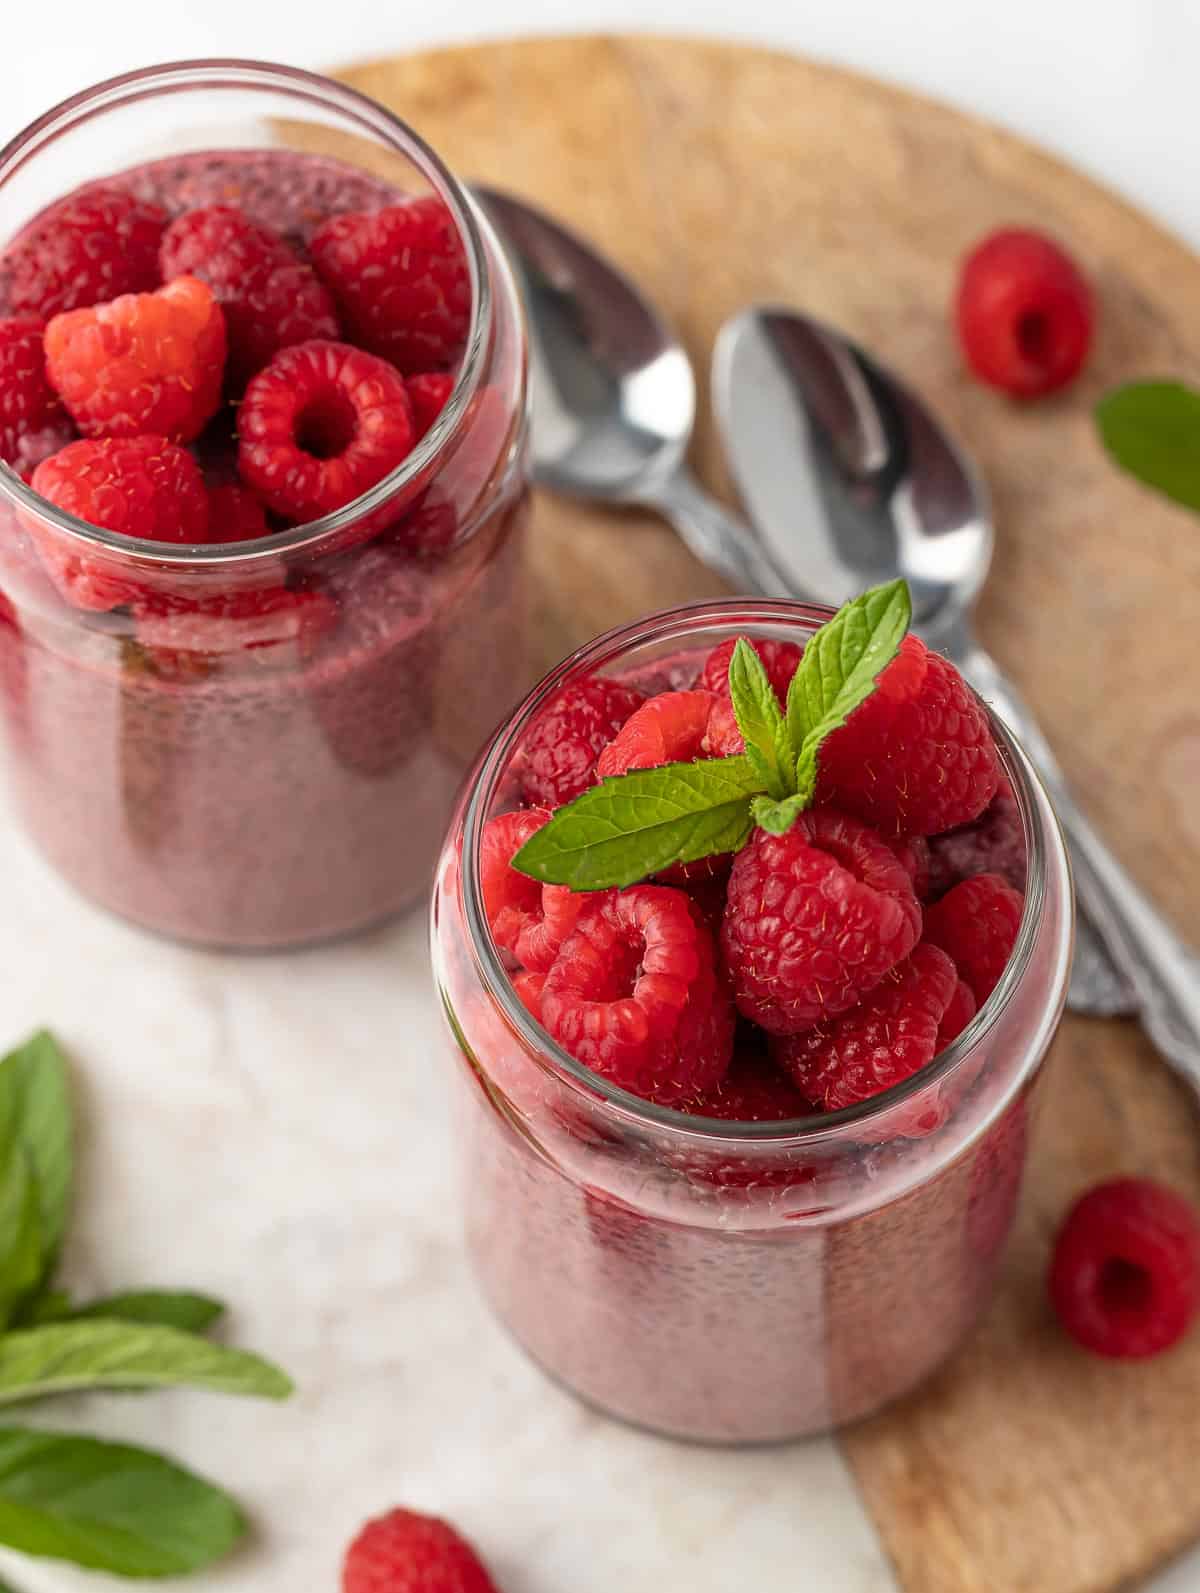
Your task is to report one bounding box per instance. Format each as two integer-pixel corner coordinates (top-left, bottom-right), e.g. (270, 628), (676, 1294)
(0, 317), (67, 471)
(30, 436), (208, 610)
(938, 976), (977, 1049)
(407, 371), (456, 440)
(44, 276), (226, 443)
(772, 944), (959, 1113)
(389, 489), (459, 557)
(815, 634), (1000, 837)
(923, 872), (1024, 1006)
(479, 809), (584, 973)
(237, 340), (416, 523)
(697, 635), (804, 702)
(512, 970), (546, 1020)
(1048, 1178), (1200, 1358)
(687, 1047), (811, 1122)
(159, 205), (339, 388)
(518, 676), (644, 808)
(132, 584), (337, 675)
(595, 689), (718, 778)
(541, 885), (734, 1106)
(889, 833), (931, 899)
(310, 197), (471, 374)
(205, 483), (270, 542)
(927, 781), (1027, 899)
(2, 187), (166, 321)
(701, 693), (743, 756)
(956, 227), (1093, 399)
(342, 1506), (498, 1593)
(721, 809), (921, 1036)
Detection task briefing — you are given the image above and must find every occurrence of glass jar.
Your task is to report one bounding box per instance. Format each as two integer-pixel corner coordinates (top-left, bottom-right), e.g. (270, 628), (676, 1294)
(431, 600), (1073, 1443)
(0, 62), (529, 948)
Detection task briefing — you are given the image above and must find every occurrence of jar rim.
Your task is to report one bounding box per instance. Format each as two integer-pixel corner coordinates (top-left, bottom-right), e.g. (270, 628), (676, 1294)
(0, 58), (501, 565)
(459, 598), (1074, 1144)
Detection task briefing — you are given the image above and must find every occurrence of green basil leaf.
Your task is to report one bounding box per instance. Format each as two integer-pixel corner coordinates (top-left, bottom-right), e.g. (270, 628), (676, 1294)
(513, 755), (763, 889)
(788, 579), (911, 800)
(727, 638), (793, 799)
(0, 1035), (72, 1284)
(0, 1427), (243, 1576)
(0, 1321), (291, 1406)
(0, 1151), (41, 1332)
(1096, 381), (1200, 512)
(68, 1292), (225, 1335)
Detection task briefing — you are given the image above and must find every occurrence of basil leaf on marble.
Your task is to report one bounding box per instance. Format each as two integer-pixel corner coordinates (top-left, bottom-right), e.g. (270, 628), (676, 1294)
(0, 1427), (244, 1576)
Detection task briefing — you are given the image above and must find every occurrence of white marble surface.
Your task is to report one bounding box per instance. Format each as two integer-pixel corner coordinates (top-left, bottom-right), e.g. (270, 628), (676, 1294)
(2, 4), (1199, 1590)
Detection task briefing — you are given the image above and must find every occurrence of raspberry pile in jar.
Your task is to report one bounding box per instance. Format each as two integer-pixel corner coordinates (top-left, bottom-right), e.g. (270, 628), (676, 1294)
(481, 583), (1027, 1133)
(0, 154), (473, 649)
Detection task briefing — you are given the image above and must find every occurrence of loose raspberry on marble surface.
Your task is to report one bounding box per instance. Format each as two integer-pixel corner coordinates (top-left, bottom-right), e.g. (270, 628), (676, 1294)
(772, 943), (959, 1114)
(342, 1506), (499, 1593)
(0, 316), (67, 472)
(236, 339), (416, 523)
(311, 197), (471, 374)
(923, 871), (1024, 1006)
(541, 884), (734, 1106)
(721, 809), (921, 1036)
(480, 809), (584, 973)
(44, 276), (226, 443)
(159, 204), (339, 386)
(1, 187), (166, 321)
(31, 436), (208, 610)
(956, 226), (1093, 399)
(518, 676), (645, 808)
(815, 634), (1000, 837)
(1049, 1178), (1200, 1358)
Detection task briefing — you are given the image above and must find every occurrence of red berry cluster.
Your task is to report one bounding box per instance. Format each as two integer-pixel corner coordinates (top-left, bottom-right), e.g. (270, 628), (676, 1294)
(0, 178), (474, 657)
(483, 631), (1021, 1126)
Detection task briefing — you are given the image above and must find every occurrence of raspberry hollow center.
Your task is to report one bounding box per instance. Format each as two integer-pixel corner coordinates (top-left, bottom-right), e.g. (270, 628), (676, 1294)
(1097, 1256), (1154, 1319)
(295, 390), (358, 459)
(1015, 308), (1051, 366)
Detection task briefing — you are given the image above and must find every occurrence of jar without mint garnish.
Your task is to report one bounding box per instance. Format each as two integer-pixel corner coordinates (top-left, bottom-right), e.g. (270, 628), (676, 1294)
(0, 62), (529, 948)
(431, 600), (1073, 1443)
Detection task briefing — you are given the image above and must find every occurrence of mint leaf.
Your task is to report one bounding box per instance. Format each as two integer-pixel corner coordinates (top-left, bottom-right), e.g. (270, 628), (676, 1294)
(67, 1292), (225, 1335)
(0, 1152), (41, 1332)
(0, 1427), (243, 1576)
(0, 1322), (291, 1406)
(513, 756), (762, 889)
(1096, 381), (1200, 512)
(727, 639), (792, 798)
(12, 1293), (70, 1329)
(0, 1035), (72, 1284)
(788, 580), (911, 801)
(750, 793), (810, 836)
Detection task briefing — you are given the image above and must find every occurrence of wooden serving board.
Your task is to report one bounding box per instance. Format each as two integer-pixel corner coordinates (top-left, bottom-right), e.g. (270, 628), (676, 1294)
(332, 37), (1200, 1593)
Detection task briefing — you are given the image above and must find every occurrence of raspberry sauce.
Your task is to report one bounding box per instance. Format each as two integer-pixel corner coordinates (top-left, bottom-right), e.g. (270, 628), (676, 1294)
(0, 150), (529, 946)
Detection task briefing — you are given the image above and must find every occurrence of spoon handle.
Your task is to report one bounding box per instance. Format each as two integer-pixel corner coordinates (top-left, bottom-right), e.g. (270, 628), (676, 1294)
(648, 471), (793, 596)
(960, 644), (1200, 1092)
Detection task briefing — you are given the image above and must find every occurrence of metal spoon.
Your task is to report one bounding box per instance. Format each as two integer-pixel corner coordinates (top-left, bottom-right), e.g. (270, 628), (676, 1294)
(714, 306), (1200, 1081)
(473, 186), (787, 595)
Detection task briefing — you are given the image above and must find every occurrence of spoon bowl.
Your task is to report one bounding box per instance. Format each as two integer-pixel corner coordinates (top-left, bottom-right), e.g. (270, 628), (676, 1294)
(714, 307), (993, 643)
(473, 186), (785, 593)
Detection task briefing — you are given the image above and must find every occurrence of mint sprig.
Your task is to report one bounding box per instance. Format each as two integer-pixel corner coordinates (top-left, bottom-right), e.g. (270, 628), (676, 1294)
(0, 1034), (292, 1581)
(1096, 381), (1200, 512)
(514, 580), (912, 890)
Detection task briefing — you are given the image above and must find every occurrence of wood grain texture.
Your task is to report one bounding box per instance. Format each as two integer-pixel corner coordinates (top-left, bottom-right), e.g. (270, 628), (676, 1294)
(330, 37), (1200, 1593)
